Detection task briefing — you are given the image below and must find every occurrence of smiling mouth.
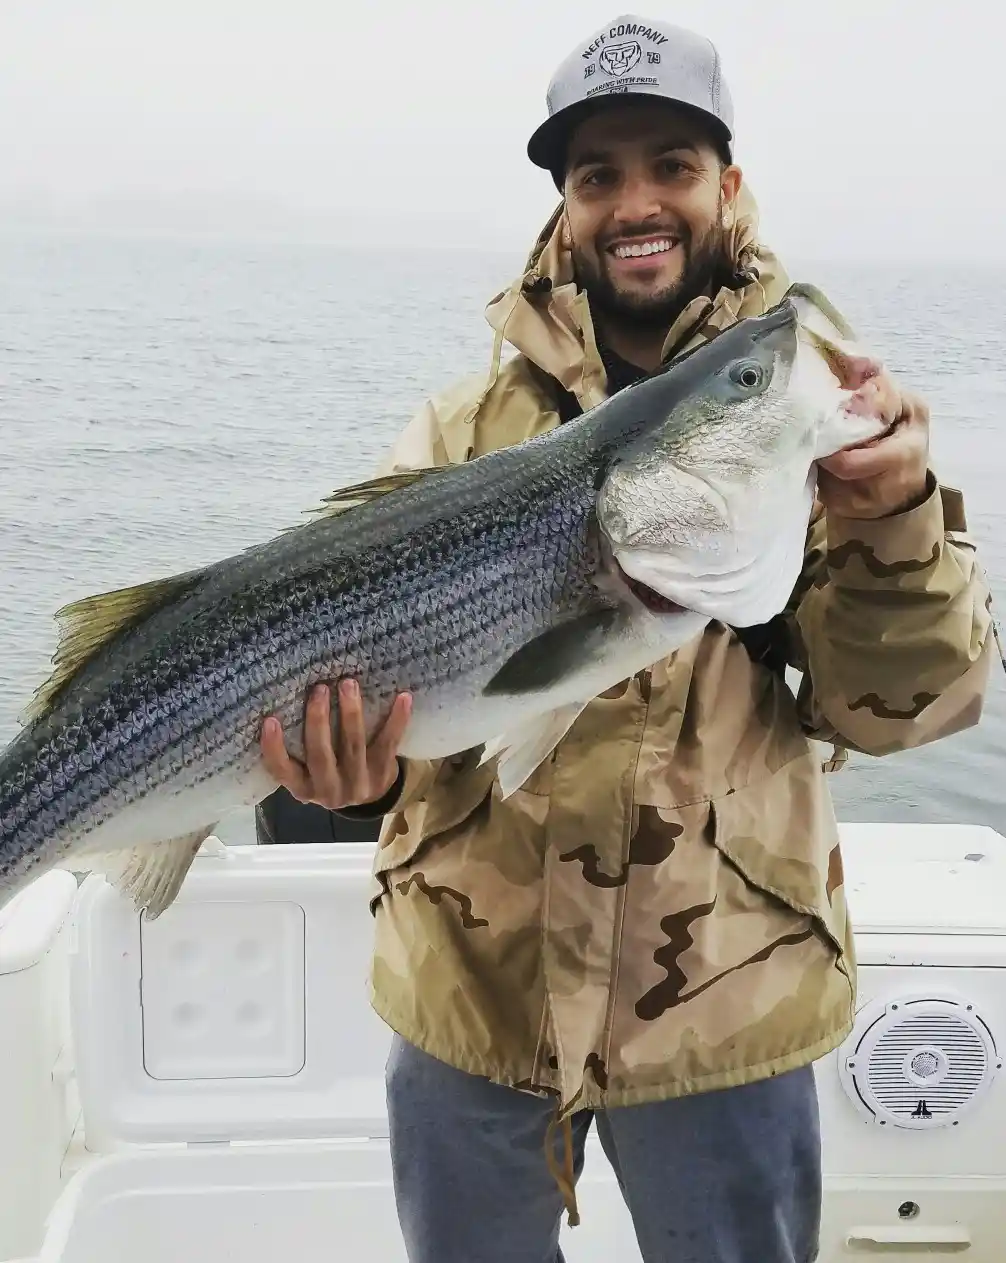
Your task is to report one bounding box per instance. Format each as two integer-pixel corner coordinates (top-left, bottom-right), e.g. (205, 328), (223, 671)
(608, 236), (679, 261)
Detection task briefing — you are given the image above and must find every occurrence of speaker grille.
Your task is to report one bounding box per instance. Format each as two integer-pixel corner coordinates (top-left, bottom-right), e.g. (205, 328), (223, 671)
(869, 1014), (987, 1118)
(839, 995), (1000, 1129)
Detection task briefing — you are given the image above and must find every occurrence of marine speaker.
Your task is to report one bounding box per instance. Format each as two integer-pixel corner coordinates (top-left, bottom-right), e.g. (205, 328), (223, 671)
(838, 993), (1000, 1129)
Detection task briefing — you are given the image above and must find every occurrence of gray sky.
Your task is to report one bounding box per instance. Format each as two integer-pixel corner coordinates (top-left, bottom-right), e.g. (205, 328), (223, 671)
(2, 0), (1003, 260)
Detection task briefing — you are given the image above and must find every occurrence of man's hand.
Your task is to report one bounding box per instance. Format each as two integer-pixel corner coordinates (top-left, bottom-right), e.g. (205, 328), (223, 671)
(818, 368), (931, 520)
(261, 679), (412, 810)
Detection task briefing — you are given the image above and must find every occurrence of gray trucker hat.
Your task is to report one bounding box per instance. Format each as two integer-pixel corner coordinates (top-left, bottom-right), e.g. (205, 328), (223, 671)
(527, 14), (734, 185)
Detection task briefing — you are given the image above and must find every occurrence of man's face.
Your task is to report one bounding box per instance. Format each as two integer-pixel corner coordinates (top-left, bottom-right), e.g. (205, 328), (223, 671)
(561, 100), (742, 332)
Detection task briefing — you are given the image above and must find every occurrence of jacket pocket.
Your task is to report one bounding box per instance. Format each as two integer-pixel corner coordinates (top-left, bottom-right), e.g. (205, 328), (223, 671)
(705, 755), (850, 963)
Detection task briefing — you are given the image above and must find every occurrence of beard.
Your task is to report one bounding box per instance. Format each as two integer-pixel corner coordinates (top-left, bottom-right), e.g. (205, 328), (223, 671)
(572, 211), (732, 335)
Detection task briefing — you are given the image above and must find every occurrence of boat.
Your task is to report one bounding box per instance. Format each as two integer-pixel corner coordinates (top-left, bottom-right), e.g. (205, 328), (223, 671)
(2, 820), (1005, 1262)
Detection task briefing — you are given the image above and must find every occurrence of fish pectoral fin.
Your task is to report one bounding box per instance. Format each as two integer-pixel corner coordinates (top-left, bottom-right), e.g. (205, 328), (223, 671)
(480, 702), (590, 799)
(64, 827), (216, 920)
(19, 569), (206, 728)
(483, 609), (621, 695)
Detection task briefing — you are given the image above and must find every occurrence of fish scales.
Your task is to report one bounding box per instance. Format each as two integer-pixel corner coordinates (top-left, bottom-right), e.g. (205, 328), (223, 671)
(0, 437), (605, 890)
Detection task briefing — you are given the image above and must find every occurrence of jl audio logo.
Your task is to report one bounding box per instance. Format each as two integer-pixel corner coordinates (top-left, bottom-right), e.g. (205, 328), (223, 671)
(911, 1100), (933, 1119)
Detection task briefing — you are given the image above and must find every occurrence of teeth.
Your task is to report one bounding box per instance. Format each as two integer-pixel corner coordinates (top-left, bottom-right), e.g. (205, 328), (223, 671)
(613, 239), (674, 259)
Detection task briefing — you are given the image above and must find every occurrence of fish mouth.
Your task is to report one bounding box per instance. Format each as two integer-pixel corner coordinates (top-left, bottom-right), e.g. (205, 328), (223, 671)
(613, 558), (685, 614)
(839, 416), (899, 450)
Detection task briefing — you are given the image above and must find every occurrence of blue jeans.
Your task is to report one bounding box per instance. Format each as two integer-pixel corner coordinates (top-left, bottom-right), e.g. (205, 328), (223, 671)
(386, 1034), (821, 1263)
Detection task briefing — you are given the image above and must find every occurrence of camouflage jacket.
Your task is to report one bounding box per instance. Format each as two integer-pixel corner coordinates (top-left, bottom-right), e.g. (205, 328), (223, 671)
(361, 188), (993, 1159)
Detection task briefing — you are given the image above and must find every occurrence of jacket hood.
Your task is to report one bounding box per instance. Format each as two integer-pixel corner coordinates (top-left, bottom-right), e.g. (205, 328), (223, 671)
(481, 181), (791, 413)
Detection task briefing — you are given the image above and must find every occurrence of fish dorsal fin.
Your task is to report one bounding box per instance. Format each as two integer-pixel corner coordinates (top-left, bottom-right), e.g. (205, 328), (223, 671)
(19, 569), (203, 727)
(290, 467), (450, 530)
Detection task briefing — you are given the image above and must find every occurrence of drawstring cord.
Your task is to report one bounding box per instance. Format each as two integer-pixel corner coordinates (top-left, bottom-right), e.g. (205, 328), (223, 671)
(544, 1104), (581, 1228)
(458, 275), (534, 458)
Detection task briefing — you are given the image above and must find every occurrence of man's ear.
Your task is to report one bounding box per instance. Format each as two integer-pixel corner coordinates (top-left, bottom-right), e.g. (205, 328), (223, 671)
(720, 163), (742, 224)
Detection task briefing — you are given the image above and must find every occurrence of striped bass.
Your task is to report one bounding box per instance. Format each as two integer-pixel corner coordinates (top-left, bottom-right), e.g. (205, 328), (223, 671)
(0, 287), (886, 918)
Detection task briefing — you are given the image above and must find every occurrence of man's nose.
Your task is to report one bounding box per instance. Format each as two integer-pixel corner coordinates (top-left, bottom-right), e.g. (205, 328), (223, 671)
(612, 175), (663, 227)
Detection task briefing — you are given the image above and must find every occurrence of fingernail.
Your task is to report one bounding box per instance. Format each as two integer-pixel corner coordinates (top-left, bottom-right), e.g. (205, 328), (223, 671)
(314, 683), (328, 702)
(343, 679), (359, 698)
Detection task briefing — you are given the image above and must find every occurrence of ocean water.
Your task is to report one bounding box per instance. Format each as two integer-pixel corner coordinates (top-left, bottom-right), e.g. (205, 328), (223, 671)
(1, 234), (1003, 843)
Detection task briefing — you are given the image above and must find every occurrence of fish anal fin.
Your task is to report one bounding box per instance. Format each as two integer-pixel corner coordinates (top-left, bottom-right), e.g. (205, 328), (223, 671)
(483, 609), (620, 696)
(480, 702), (590, 798)
(20, 569), (204, 728)
(63, 827), (215, 920)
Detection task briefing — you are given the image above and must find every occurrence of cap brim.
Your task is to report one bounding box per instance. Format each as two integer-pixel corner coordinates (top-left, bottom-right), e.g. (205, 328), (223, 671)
(527, 95), (733, 185)
(527, 99), (607, 173)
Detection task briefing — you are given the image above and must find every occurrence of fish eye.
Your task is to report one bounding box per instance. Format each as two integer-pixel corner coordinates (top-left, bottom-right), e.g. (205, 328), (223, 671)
(729, 360), (765, 391)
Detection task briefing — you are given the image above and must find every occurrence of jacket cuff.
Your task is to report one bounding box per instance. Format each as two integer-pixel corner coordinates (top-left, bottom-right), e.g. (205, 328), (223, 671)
(333, 758), (407, 820)
(823, 471), (948, 591)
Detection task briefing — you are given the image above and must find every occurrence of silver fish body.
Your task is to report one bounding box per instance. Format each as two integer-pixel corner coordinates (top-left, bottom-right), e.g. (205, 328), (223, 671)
(0, 291), (885, 917)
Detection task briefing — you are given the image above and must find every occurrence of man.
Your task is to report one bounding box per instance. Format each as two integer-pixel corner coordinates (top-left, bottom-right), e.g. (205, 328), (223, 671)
(260, 15), (993, 1262)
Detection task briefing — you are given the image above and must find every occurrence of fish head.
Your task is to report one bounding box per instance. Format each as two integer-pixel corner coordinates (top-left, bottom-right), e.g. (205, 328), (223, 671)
(595, 292), (891, 628)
